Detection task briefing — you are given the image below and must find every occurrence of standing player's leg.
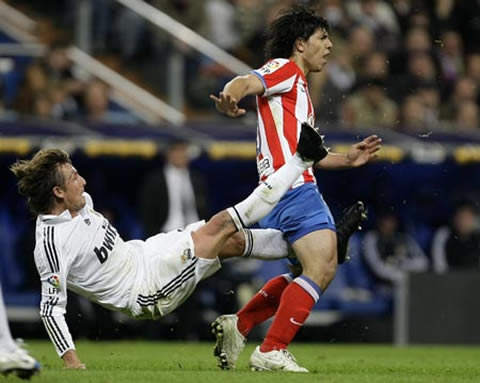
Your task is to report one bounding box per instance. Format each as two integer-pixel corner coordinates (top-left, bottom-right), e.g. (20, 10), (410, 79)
(212, 201), (367, 370)
(191, 123), (328, 262)
(0, 284), (40, 379)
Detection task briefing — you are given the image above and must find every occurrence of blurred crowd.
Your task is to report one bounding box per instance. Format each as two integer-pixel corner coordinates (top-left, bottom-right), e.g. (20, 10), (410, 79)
(1, 0), (480, 132)
(0, 41), (138, 123)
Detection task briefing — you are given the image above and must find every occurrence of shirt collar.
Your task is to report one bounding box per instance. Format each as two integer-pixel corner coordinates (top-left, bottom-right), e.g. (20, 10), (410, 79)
(39, 209), (73, 224)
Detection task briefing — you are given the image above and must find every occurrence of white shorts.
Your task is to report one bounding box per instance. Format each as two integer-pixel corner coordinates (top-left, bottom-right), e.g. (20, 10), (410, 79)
(134, 221), (221, 318)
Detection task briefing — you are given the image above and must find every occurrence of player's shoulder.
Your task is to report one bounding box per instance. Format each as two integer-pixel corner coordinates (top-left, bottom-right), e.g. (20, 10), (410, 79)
(256, 58), (297, 76)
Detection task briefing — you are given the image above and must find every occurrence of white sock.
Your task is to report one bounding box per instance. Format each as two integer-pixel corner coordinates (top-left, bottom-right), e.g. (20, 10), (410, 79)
(242, 228), (289, 260)
(227, 154), (311, 230)
(0, 284), (17, 352)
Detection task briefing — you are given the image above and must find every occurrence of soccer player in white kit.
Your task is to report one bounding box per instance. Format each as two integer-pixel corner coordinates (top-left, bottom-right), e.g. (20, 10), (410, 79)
(10, 123), (328, 369)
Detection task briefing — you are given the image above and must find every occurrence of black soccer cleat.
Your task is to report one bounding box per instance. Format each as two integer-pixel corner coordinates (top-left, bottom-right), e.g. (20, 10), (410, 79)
(296, 122), (329, 163)
(336, 201), (367, 264)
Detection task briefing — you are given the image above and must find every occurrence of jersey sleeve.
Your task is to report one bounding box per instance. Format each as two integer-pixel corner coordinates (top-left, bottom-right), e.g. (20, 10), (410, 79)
(251, 59), (298, 97)
(35, 225), (75, 357)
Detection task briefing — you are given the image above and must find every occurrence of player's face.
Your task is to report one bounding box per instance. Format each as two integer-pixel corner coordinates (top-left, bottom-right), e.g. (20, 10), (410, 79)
(303, 28), (332, 73)
(57, 163), (87, 214)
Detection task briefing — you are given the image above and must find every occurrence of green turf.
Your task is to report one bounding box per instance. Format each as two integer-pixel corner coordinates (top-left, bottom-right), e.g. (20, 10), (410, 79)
(9, 341), (480, 383)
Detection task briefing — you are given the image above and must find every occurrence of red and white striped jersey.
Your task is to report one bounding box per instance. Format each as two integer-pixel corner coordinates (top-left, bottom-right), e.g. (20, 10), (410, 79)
(252, 58), (316, 188)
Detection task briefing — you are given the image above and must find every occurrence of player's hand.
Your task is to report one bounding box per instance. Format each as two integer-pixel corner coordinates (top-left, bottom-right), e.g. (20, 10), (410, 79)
(209, 92), (246, 118)
(346, 135), (382, 167)
(62, 349), (86, 369)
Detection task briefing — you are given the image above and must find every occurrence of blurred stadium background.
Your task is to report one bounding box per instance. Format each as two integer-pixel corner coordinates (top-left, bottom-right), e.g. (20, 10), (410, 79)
(1, 0), (480, 352)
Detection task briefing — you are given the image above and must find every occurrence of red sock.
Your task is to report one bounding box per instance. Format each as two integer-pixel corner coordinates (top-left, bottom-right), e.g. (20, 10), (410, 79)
(236, 275), (290, 336)
(260, 279), (317, 352)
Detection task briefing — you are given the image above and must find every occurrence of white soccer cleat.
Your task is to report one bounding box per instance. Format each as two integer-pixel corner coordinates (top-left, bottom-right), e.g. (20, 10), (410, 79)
(0, 347), (41, 379)
(249, 346), (309, 373)
(211, 314), (246, 369)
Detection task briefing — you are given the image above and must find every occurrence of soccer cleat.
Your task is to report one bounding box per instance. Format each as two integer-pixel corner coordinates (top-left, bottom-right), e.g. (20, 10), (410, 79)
(249, 346), (309, 373)
(296, 122), (329, 163)
(0, 347), (41, 380)
(336, 201), (367, 264)
(211, 314), (246, 370)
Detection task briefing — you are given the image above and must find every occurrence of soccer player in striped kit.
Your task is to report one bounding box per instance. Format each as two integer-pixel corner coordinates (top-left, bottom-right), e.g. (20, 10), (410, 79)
(10, 124), (327, 369)
(210, 5), (382, 372)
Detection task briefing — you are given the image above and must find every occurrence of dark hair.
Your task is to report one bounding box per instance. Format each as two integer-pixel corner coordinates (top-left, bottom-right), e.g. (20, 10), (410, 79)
(10, 148), (72, 215)
(265, 5), (329, 60)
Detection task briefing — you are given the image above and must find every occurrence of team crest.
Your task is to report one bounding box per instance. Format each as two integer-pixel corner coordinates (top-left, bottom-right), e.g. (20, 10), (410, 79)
(181, 249), (192, 264)
(47, 274), (61, 288)
(84, 218), (91, 226)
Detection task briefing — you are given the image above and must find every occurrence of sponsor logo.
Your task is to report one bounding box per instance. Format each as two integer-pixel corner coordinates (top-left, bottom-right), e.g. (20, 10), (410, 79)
(84, 218), (91, 226)
(94, 222), (118, 264)
(47, 274), (61, 288)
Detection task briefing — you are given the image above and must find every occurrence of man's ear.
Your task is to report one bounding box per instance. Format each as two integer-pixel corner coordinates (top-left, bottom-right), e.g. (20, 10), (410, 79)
(52, 185), (64, 199)
(295, 38), (306, 54)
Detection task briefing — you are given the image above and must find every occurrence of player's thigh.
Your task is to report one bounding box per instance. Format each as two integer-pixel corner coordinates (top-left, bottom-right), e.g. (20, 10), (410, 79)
(292, 229), (337, 280)
(191, 210), (237, 260)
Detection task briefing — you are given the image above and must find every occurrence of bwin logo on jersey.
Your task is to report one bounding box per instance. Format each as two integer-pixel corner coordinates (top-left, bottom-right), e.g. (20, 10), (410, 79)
(47, 274), (61, 288)
(94, 223), (118, 264)
(181, 249), (192, 264)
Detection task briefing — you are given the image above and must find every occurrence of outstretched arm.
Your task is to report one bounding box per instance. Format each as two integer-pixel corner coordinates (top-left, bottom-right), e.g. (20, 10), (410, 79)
(316, 135), (382, 169)
(36, 230), (85, 369)
(210, 74), (264, 117)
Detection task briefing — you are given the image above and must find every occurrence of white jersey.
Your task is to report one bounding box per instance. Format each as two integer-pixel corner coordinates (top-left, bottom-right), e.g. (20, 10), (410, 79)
(35, 193), (143, 356)
(35, 193), (220, 357)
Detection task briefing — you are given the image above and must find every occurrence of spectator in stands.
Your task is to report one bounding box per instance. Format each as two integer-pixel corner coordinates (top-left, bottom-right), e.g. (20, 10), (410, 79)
(432, 202), (480, 273)
(341, 77), (398, 129)
(414, 81), (441, 128)
(16, 42), (82, 119)
(466, 53), (480, 90)
(138, 139), (209, 237)
(347, 26), (375, 73)
(314, 0), (351, 38)
(389, 27), (436, 100)
(455, 101), (479, 131)
(399, 95), (427, 132)
(0, 283), (40, 378)
(42, 42), (84, 99)
(314, 42), (356, 122)
(32, 90), (53, 119)
(15, 65), (48, 115)
(83, 79), (138, 124)
(437, 30), (464, 87)
(441, 76), (478, 121)
(363, 211), (429, 287)
(345, 0), (400, 53)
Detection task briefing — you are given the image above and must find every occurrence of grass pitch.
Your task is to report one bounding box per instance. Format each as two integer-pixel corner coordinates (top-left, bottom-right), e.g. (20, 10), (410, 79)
(14, 341), (480, 383)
